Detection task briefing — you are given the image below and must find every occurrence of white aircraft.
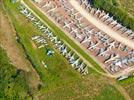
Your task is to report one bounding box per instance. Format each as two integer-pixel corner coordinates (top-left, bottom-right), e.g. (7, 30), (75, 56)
(81, 0), (88, 5)
(38, 44), (45, 49)
(47, 7), (56, 13)
(81, 35), (91, 44)
(86, 4), (91, 10)
(105, 53), (119, 63)
(94, 9), (101, 15)
(38, 25), (46, 30)
(76, 16), (83, 23)
(97, 47), (109, 57)
(108, 41), (116, 50)
(34, 21), (40, 26)
(124, 29), (133, 35)
(58, 44), (65, 51)
(26, 12), (32, 18)
(115, 23), (122, 29)
(36, 38), (44, 43)
(115, 60), (123, 68)
(70, 27), (78, 34)
(42, 61), (47, 68)
(71, 58), (80, 67)
(105, 16), (114, 23)
(42, 2), (51, 8)
(95, 31), (102, 36)
(32, 36), (40, 40)
(55, 40), (62, 46)
(86, 28), (94, 35)
(62, 47), (68, 55)
(110, 20), (117, 26)
(29, 16), (36, 21)
(88, 41), (99, 50)
(101, 13), (110, 20)
(69, 54), (75, 64)
(74, 33), (83, 40)
(47, 32), (53, 38)
(51, 36), (58, 43)
(20, 8), (28, 15)
(129, 49), (134, 55)
(98, 10), (105, 18)
(66, 51), (72, 59)
(76, 62), (84, 70)
(43, 27), (50, 33)
(63, 21), (72, 29)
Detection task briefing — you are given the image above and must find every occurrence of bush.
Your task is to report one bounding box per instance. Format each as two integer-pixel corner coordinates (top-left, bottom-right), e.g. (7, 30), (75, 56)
(0, 47), (30, 100)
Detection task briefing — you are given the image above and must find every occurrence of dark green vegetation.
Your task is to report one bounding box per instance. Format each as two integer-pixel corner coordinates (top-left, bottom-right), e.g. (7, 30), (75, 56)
(0, 47), (29, 99)
(91, 0), (134, 30)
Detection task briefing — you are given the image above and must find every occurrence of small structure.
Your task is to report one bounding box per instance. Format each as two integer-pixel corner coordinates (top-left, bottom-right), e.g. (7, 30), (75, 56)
(46, 48), (54, 56)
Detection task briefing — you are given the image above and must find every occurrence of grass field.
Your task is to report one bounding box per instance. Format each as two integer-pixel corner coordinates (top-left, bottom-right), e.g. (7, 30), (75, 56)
(1, 0), (130, 99)
(118, 0), (134, 17)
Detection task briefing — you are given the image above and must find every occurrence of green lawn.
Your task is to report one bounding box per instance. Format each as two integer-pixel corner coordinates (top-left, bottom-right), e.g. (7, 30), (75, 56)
(94, 85), (125, 100)
(118, 0), (134, 17)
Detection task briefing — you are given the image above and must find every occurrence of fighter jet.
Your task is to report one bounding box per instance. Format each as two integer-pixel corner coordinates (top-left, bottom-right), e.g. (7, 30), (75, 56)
(42, 2), (51, 8)
(47, 32), (53, 38)
(47, 7), (56, 13)
(110, 20), (117, 25)
(80, 0), (88, 5)
(38, 25), (46, 30)
(94, 9), (101, 15)
(101, 13), (110, 20)
(108, 41), (116, 50)
(105, 53), (119, 63)
(58, 44), (65, 51)
(70, 27), (78, 34)
(61, 47), (68, 55)
(26, 12), (32, 18)
(69, 54), (75, 64)
(87, 41), (99, 50)
(43, 27), (50, 33)
(66, 51), (72, 59)
(63, 21), (72, 29)
(76, 16), (83, 23)
(20, 8), (28, 15)
(32, 36), (40, 40)
(71, 58), (80, 67)
(97, 47), (109, 57)
(80, 35), (91, 44)
(34, 21), (41, 26)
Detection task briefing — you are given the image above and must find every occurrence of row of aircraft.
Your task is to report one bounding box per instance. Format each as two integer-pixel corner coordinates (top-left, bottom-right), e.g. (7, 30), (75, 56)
(78, 0), (134, 40)
(18, 3), (88, 75)
(34, 0), (134, 75)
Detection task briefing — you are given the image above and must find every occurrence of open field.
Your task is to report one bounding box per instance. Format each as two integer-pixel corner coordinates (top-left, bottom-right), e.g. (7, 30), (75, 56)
(1, 0), (131, 99)
(118, 0), (134, 17)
